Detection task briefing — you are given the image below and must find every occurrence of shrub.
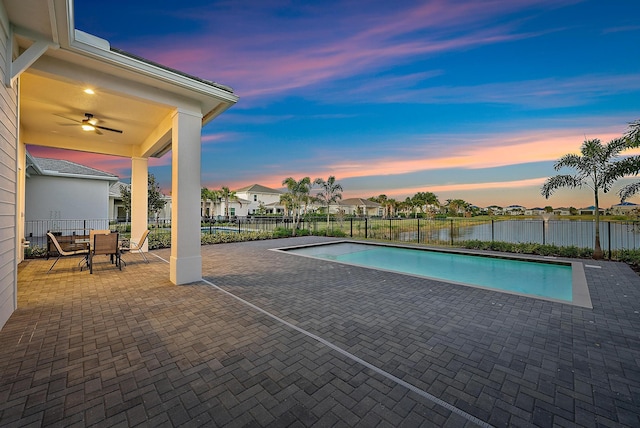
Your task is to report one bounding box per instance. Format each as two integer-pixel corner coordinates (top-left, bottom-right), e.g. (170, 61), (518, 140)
(273, 227), (293, 238)
(460, 240), (593, 259)
(24, 245), (47, 259)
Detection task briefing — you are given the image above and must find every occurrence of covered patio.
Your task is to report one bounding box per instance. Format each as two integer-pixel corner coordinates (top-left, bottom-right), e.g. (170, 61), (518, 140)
(1, 238), (639, 426)
(9, 0), (238, 293)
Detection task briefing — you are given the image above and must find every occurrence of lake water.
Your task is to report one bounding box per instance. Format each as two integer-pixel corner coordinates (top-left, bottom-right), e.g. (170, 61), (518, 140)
(398, 220), (640, 250)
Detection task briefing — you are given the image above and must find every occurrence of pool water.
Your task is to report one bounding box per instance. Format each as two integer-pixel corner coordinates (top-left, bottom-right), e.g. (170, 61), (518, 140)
(283, 242), (574, 302)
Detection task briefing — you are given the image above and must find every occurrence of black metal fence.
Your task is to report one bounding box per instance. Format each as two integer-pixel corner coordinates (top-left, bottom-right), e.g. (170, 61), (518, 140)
(24, 217), (640, 254)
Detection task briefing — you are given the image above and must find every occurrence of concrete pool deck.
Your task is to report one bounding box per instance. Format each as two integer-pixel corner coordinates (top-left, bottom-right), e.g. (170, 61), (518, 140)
(1, 236), (639, 426)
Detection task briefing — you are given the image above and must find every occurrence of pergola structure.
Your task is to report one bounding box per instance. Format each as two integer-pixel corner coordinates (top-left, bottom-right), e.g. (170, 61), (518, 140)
(0, 0), (237, 329)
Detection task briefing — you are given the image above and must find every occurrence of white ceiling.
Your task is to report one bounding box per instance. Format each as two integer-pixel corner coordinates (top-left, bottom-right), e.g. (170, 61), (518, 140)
(20, 71), (173, 151)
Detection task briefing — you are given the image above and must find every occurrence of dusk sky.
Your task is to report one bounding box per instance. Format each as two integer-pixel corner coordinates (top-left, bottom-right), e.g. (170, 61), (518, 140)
(28, 0), (640, 208)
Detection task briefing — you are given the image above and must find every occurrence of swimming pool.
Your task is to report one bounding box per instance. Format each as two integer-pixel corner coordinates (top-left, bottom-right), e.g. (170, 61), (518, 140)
(278, 241), (591, 307)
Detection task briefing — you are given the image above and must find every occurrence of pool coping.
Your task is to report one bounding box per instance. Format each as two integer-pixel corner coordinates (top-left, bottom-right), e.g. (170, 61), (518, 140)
(273, 239), (593, 309)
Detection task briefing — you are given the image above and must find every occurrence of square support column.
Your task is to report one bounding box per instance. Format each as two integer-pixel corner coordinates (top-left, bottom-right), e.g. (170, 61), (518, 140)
(131, 157), (149, 252)
(170, 109), (203, 285)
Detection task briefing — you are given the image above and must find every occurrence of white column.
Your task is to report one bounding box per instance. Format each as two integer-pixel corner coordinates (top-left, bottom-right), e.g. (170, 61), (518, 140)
(170, 109), (202, 285)
(131, 157), (148, 252)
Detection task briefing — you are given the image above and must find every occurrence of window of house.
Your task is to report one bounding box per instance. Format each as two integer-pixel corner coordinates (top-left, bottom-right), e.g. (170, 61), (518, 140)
(230, 208), (235, 216)
(253, 195), (257, 201)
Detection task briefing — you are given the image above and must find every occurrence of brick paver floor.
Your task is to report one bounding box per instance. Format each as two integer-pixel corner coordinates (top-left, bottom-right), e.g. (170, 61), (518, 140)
(1, 237), (639, 427)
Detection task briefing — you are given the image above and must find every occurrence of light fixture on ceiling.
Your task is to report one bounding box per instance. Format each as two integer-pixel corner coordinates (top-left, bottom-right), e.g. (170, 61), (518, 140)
(84, 88), (95, 95)
(81, 114), (98, 131)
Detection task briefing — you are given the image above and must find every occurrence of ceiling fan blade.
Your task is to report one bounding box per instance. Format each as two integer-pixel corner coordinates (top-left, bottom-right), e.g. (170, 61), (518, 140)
(96, 125), (123, 134)
(54, 113), (81, 123)
(94, 128), (103, 135)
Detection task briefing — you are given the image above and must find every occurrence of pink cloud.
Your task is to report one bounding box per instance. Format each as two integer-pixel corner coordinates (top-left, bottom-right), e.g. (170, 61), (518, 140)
(380, 74), (640, 107)
(127, 1), (573, 100)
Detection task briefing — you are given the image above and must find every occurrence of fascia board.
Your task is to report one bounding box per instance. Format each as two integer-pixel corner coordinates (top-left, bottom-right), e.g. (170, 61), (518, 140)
(66, 34), (238, 105)
(39, 171), (119, 182)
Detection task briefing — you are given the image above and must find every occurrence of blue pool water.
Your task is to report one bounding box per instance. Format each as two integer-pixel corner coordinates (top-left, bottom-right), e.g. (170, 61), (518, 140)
(284, 242), (573, 302)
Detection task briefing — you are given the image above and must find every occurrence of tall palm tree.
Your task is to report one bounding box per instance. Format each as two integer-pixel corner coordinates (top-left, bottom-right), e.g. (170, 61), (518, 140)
(542, 137), (640, 259)
(201, 187), (219, 219)
(219, 186), (240, 220)
(617, 120), (640, 201)
(282, 177), (311, 236)
(445, 198), (469, 217)
(413, 191), (440, 218)
(314, 176), (343, 234)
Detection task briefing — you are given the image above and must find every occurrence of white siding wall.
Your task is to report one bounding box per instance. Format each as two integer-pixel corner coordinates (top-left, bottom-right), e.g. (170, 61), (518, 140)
(0, 3), (19, 330)
(236, 191), (281, 214)
(25, 175), (110, 223)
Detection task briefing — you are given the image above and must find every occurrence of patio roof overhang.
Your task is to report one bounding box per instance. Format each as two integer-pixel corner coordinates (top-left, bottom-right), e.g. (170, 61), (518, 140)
(6, 0), (239, 285)
(7, 0), (238, 159)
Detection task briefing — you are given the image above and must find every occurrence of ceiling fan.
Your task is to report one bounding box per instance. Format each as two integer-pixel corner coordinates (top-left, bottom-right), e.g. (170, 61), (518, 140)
(56, 113), (123, 135)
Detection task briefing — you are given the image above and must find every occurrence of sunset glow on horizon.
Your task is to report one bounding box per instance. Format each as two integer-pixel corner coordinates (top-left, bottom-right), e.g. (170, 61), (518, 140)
(35, 0), (640, 209)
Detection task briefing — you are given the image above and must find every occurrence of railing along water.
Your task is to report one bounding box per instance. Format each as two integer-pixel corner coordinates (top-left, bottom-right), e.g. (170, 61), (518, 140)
(24, 217), (640, 256)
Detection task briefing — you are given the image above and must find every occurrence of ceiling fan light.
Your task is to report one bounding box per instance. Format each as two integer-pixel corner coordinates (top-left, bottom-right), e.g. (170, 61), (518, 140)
(81, 124), (95, 131)
(84, 88), (95, 94)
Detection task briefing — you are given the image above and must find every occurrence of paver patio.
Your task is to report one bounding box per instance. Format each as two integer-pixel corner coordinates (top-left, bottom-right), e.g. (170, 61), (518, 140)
(1, 236), (639, 427)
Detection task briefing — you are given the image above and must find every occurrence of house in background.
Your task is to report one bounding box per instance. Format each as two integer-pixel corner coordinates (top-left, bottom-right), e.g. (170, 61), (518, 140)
(336, 198), (382, 217)
(25, 152), (117, 236)
(610, 201), (639, 215)
(235, 184), (283, 215)
(554, 207), (572, 216)
(504, 205), (526, 215)
(486, 205), (504, 215)
(202, 184), (283, 218)
(525, 207), (547, 216)
(579, 206), (605, 216)
(111, 181), (172, 222)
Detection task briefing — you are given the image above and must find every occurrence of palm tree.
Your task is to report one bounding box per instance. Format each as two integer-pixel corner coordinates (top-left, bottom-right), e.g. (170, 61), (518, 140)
(542, 136), (640, 259)
(617, 120), (640, 201)
(445, 198), (469, 217)
(219, 186), (240, 220)
(412, 191), (440, 218)
(314, 176), (343, 234)
(279, 192), (293, 218)
(282, 177), (311, 236)
(368, 195), (392, 217)
(201, 187), (218, 219)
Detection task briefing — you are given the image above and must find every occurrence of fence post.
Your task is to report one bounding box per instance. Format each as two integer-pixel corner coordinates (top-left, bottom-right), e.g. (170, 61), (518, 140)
(450, 219), (454, 246)
(417, 218), (420, 244)
(491, 219), (494, 242)
(389, 219), (392, 240)
(350, 218), (353, 237)
(608, 221), (612, 260)
(542, 220), (545, 245)
(365, 218), (368, 239)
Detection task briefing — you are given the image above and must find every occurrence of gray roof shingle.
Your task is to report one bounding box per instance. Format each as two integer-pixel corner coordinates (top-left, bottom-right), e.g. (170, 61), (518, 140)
(32, 157), (118, 180)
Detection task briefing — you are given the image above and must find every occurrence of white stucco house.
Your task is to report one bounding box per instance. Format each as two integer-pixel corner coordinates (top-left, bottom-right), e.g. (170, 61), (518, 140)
(202, 184), (284, 218)
(24, 152), (117, 236)
(0, 0), (237, 331)
(235, 184), (283, 215)
(610, 202), (638, 215)
(335, 198), (383, 217)
(504, 205), (526, 215)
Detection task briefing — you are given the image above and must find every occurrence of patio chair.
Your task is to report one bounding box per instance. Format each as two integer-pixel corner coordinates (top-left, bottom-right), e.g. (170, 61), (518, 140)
(122, 229), (150, 263)
(46, 232), (89, 273)
(89, 232), (121, 274)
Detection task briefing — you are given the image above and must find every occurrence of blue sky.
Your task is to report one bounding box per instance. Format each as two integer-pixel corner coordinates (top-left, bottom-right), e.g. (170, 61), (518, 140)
(32, 0), (640, 208)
